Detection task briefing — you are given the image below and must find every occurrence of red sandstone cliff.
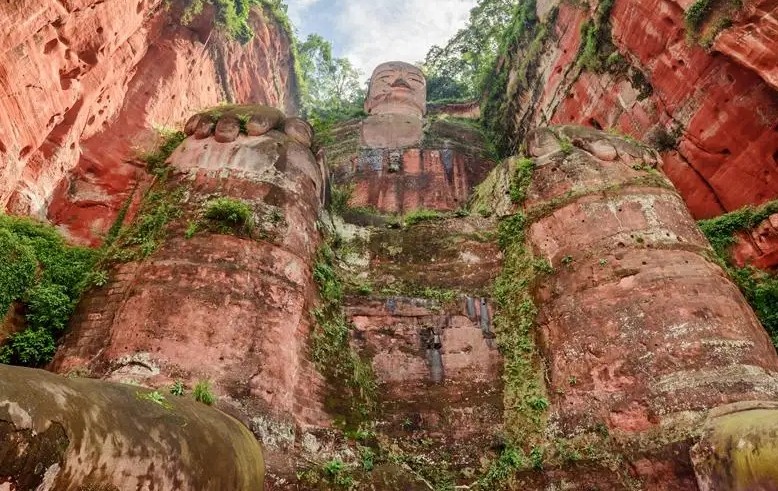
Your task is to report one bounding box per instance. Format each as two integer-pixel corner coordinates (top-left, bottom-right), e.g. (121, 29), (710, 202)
(490, 0), (778, 220)
(0, 0), (299, 245)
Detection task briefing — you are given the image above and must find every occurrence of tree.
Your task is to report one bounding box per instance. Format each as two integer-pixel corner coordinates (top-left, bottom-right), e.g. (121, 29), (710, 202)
(423, 0), (518, 100)
(298, 34), (365, 120)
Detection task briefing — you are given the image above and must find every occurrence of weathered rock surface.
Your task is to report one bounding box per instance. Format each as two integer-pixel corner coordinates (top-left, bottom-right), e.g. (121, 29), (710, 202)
(51, 107), (329, 473)
(520, 126), (778, 486)
(328, 118), (494, 214)
(732, 212), (778, 270)
(336, 215), (505, 483)
(491, 0), (778, 219)
(0, 363), (264, 490)
(0, 0), (298, 245)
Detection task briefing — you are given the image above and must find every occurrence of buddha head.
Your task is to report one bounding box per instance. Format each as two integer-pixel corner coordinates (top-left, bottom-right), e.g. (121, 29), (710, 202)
(364, 61), (427, 117)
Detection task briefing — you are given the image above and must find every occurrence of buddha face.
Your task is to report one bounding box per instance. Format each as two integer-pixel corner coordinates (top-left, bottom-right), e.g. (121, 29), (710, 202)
(364, 61), (427, 117)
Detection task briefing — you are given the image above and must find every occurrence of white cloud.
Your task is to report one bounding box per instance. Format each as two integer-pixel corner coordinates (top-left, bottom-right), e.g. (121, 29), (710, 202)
(338, 0), (475, 76)
(289, 0), (477, 78)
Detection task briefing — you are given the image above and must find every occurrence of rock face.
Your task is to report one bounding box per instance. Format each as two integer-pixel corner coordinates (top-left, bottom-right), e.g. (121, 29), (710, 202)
(329, 117), (494, 214)
(732, 212), (778, 270)
(489, 0), (778, 219)
(520, 126), (778, 487)
(342, 216), (505, 479)
(0, 363), (264, 490)
(0, 0), (298, 245)
(51, 106), (329, 459)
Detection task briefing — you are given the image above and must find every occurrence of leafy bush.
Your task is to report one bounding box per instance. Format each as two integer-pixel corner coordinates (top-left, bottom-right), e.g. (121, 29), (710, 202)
(404, 209), (444, 226)
(170, 380), (186, 396)
(193, 380), (216, 405)
(0, 214), (97, 367)
(0, 328), (56, 367)
(25, 284), (72, 332)
(203, 197), (254, 229)
(698, 201), (778, 344)
(139, 129), (186, 173)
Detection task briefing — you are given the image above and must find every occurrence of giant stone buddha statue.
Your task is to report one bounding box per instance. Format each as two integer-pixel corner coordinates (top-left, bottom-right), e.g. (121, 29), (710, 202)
(327, 61), (492, 215)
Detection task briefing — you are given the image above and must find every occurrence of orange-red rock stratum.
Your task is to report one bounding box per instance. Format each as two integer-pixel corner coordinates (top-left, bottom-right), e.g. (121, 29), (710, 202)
(490, 0), (778, 220)
(0, 0), (298, 245)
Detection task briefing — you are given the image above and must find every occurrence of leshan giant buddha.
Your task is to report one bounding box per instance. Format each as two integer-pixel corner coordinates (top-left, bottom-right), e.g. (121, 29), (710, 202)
(328, 61), (492, 214)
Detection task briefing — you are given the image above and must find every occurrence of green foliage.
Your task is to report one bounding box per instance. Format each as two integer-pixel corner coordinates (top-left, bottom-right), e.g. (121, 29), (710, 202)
(476, 446), (526, 489)
(193, 380), (216, 405)
(297, 33), (366, 122)
(112, 187), (184, 260)
(359, 446), (375, 471)
(170, 380), (186, 396)
(203, 197), (254, 230)
(184, 221), (198, 239)
(182, 0), (255, 43)
(298, 458), (356, 489)
(403, 209), (444, 227)
(684, 0), (741, 43)
(423, 0), (520, 100)
(685, 0), (714, 34)
(575, 0), (619, 74)
(137, 390), (172, 409)
(0, 328), (56, 367)
(0, 214), (97, 367)
(330, 184), (354, 215)
(25, 284), (72, 332)
(699, 201), (778, 257)
(509, 158), (535, 204)
(0, 228), (37, 315)
(311, 243), (376, 429)
(730, 267), (778, 344)
(699, 200), (778, 343)
(139, 129), (186, 173)
(314, 248), (343, 305)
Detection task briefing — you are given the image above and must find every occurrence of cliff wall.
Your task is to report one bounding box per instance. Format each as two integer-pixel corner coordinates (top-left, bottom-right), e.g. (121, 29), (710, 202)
(486, 0), (778, 220)
(0, 0), (299, 245)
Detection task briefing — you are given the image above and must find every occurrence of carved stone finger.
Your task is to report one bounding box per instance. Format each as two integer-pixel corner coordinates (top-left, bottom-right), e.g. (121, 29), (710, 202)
(283, 117), (313, 147)
(214, 114), (240, 143)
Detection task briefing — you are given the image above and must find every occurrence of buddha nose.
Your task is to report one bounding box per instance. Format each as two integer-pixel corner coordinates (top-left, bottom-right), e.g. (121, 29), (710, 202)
(390, 77), (412, 89)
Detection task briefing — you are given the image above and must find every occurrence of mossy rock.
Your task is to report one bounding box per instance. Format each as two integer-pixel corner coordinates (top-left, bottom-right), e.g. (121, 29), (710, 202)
(691, 401), (778, 490)
(0, 364), (264, 490)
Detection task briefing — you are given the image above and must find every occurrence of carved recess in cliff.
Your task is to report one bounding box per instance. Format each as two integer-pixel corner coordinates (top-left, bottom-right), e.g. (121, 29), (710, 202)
(0, 0), (299, 245)
(328, 61), (493, 214)
(52, 105), (329, 460)
(492, 0), (778, 219)
(488, 126), (778, 488)
(340, 216), (505, 480)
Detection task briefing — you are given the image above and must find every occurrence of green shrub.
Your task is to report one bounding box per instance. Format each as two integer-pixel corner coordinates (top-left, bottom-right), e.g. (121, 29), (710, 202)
(330, 184), (353, 215)
(139, 129), (186, 173)
(698, 201), (778, 344)
(509, 158), (535, 204)
(203, 197), (254, 229)
(170, 380), (186, 396)
(193, 380), (216, 405)
(0, 328), (56, 367)
(685, 0), (713, 34)
(0, 214), (97, 367)
(0, 228), (37, 315)
(25, 284), (72, 332)
(404, 209), (444, 226)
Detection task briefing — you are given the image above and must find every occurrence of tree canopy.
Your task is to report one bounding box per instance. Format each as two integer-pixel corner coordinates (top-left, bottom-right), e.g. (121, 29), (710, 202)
(423, 0), (519, 101)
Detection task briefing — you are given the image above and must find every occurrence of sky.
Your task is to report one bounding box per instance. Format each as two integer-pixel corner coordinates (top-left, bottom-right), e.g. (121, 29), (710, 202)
(286, 0), (477, 80)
